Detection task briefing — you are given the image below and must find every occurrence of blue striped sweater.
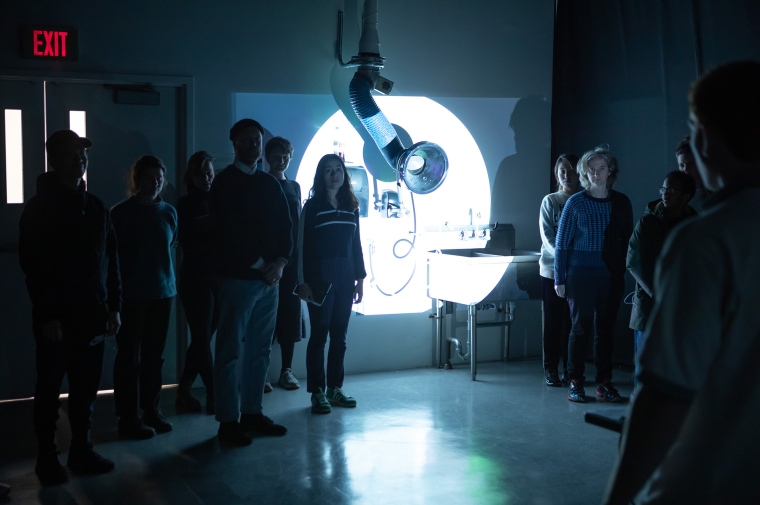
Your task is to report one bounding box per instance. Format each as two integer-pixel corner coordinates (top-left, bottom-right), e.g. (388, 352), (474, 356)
(554, 190), (633, 285)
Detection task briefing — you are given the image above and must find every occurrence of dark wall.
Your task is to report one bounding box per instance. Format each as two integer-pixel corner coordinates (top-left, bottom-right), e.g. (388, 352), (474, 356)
(552, 0), (760, 364)
(1, 0), (554, 163)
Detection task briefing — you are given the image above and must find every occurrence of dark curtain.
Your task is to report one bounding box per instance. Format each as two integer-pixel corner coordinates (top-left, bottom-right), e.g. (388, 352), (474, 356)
(551, 0), (760, 365)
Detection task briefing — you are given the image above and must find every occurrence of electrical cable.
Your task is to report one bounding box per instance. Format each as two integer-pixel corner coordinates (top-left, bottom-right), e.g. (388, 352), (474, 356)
(369, 192), (417, 296)
(624, 291), (636, 305)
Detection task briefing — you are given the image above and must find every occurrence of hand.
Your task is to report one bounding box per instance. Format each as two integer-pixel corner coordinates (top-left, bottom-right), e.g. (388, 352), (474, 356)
(41, 319), (63, 342)
(107, 311), (122, 336)
(353, 279), (364, 304)
(261, 258), (286, 285)
(296, 283), (314, 303)
(554, 284), (566, 298)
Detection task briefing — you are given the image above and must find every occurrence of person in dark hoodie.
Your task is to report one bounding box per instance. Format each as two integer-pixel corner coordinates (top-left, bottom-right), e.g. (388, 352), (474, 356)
(19, 130), (122, 486)
(626, 170), (696, 392)
(208, 119), (292, 447)
(175, 151), (217, 414)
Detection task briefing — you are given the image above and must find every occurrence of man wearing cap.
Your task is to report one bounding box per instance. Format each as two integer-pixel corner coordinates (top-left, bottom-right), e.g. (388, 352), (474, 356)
(19, 130), (122, 485)
(208, 119), (293, 446)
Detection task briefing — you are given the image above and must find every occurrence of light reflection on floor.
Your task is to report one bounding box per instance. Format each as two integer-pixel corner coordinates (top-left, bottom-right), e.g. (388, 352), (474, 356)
(0, 361), (628, 505)
(340, 409), (512, 505)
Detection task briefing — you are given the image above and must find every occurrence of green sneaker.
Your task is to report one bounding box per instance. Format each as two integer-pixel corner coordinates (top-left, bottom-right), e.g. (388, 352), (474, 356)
(311, 388), (331, 414)
(326, 387), (357, 408)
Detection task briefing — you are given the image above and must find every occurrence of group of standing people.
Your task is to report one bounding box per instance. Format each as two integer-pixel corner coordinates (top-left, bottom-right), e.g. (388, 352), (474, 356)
(539, 137), (707, 403)
(19, 117), (367, 486)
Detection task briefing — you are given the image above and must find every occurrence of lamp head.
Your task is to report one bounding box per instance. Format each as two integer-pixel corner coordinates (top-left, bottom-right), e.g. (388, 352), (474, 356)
(397, 141), (448, 194)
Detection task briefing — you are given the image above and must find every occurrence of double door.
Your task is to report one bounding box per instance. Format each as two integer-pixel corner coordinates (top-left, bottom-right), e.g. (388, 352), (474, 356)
(0, 76), (185, 400)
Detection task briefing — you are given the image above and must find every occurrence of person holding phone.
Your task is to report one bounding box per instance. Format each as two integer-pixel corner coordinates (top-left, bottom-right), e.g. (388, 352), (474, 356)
(296, 154), (366, 414)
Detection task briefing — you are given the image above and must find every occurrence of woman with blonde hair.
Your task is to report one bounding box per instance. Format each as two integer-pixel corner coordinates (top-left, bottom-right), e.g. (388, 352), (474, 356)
(111, 155), (178, 438)
(554, 146), (633, 403)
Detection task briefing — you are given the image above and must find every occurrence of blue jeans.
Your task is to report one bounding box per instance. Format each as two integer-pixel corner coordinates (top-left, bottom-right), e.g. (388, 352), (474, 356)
(633, 330), (645, 392)
(214, 278), (278, 423)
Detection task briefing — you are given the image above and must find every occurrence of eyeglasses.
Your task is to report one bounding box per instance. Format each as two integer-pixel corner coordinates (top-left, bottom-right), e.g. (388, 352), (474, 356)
(659, 187), (683, 195)
(587, 166), (608, 174)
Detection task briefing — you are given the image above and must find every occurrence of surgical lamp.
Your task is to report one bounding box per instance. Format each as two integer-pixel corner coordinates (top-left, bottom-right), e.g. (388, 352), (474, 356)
(336, 0), (449, 197)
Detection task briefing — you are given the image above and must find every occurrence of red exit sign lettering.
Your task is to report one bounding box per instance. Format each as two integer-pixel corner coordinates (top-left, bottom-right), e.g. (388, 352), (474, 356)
(21, 26), (79, 61)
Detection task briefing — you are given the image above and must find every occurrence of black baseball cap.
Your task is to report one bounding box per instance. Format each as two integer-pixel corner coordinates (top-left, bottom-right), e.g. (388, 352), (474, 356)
(229, 119), (264, 142)
(46, 130), (92, 156)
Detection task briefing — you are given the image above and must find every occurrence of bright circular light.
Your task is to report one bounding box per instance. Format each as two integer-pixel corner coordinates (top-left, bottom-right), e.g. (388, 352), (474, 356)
(296, 97), (490, 316)
(406, 155), (425, 174)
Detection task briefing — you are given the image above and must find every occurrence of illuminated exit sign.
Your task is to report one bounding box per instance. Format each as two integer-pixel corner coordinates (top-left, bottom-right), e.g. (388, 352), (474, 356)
(21, 26), (79, 61)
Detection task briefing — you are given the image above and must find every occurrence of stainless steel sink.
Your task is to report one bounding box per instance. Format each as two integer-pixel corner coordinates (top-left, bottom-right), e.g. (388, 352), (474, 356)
(427, 248), (541, 305)
(426, 247), (541, 380)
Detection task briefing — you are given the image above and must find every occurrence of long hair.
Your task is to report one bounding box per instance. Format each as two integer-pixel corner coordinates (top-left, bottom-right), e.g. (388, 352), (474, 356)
(308, 154), (359, 211)
(184, 150), (214, 189)
(553, 153), (579, 191)
(577, 146), (619, 190)
(128, 155), (167, 196)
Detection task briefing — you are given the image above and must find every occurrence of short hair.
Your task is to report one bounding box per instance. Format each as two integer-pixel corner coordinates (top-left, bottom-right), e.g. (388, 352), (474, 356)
(128, 155), (167, 196)
(184, 151), (214, 189)
(229, 118), (264, 142)
(577, 146), (619, 190)
(664, 170), (696, 198)
(674, 136), (691, 158)
(689, 60), (760, 162)
(264, 137), (294, 160)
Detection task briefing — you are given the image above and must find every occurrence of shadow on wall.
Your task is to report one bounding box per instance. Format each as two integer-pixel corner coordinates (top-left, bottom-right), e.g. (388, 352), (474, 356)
(85, 115), (155, 209)
(490, 96), (551, 250)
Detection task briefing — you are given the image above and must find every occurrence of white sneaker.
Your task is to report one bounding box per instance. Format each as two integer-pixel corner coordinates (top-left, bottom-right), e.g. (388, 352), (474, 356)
(278, 369), (300, 390)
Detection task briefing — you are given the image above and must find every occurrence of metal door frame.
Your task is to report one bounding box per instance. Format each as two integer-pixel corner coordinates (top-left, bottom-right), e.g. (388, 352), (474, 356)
(0, 69), (194, 385)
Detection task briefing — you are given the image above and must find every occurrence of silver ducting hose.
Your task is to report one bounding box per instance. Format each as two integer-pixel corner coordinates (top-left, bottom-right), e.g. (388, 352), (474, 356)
(349, 71), (406, 172)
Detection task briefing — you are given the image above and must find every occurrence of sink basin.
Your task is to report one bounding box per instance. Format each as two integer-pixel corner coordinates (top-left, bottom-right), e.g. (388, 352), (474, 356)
(427, 248), (541, 305)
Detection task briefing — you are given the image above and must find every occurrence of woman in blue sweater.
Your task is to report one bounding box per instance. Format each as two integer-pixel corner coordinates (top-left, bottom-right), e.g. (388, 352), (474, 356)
(111, 155), (178, 438)
(554, 146), (633, 403)
(296, 154), (366, 414)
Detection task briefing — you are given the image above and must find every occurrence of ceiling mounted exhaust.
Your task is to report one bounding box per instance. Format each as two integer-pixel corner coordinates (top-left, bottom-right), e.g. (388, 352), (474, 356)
(336, 0), (448, 195)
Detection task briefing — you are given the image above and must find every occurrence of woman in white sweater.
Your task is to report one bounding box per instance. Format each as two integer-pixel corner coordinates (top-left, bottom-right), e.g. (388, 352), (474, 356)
(539, 154), (581, 386)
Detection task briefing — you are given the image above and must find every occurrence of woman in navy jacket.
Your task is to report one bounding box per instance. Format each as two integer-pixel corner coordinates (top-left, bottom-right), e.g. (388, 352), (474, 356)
(296, 154), (366, 414)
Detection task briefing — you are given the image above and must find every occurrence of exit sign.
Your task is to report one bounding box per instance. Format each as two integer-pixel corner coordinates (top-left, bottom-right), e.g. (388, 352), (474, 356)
(21, 26), (79, 61)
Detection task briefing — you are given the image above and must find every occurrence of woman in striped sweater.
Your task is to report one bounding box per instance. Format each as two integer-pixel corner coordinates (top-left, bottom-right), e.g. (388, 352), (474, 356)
(296, 154), (366, 414)
(554, 146), (633, 403)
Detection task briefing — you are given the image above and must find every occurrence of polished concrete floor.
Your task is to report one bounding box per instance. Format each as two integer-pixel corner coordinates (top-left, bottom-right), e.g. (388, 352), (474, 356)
(0, 361), (632, 505)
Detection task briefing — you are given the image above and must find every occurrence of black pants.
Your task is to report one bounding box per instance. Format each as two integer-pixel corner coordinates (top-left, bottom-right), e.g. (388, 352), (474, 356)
(114, 297), (173, 419)
(566, 275), (624, 383)
(306, 283), (354, 393)
(178, 278), (217, 388)
(34, 332), (104, 454)
(541, 276), (570, 372)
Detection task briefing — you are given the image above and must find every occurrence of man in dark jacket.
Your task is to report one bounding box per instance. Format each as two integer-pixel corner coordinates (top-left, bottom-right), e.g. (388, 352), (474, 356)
(19, 130), (122, 486)
(208, 119), (293, 446)
(626, 170), (696, 392)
